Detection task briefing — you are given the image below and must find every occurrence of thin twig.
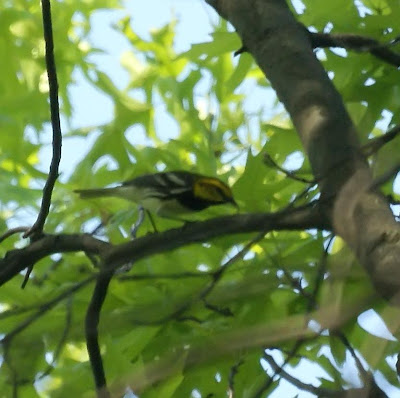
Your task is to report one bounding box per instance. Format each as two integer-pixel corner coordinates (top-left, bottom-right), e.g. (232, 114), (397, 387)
(21, 266), (33, 288)
(309, 31), (400, 67)
(85, 268), (114, 398)
(0, 276), (94, 344)
(126, 232), (266, 326)
(334, 332), (369, 383)
(262, 352), (341, 397)
(131, 206), (146, 238)
(24, 0), (62, 239)
(253, 340), (305, 397)
(308, 235), (335, 312)
(254, 236), (333, 397)
(283, 237), (382, 396)
(236, 28), (400, 67)
(371, 162), (400, 189)
(85, 251), (101, 268)
(90, 221), (105, 236)
(264, 153), (315, 184)
(0, 304), (38, 320)
(228, 359), (244, 398)
(391, 35), (400, 46)
(117, 271), (214, 281)
(268, 339), (388, 398)
(0, 227), (29, 244)
(286, 185), (317, 210)
(203, 299), (233, 317)
(362, 124), (400, 157)
(183, 232), (267, 313)
(2, 339), (19, 398)
(268, 346), (305, 360)
(0, 279), (91, 396)
(387, 194), (400, 206)
(31, 258), (64, 286)
(38, 297), (73, 379)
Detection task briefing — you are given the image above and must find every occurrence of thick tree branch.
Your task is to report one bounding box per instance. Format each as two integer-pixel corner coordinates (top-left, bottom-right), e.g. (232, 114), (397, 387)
(25, 0), (62, 238)
(0, 206), (325, 288)
(205, 0), (400, 303)
(104, 205), (326, 271)
(0, 234), (110, 287)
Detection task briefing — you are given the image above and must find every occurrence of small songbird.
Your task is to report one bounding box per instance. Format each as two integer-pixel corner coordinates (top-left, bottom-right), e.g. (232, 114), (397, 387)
(74, 171), (237, 219)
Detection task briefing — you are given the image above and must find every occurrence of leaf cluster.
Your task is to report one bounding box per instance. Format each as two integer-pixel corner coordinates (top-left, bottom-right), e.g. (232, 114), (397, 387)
(0, 0), (399, 397)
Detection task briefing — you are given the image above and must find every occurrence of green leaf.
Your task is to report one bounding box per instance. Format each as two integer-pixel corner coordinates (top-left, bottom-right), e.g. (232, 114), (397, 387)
(329, 334), (347, 367)
(181, 32), (241, 60)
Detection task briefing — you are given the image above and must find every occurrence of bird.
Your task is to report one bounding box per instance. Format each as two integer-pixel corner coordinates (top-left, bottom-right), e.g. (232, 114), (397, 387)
(74, 170), (237, 220)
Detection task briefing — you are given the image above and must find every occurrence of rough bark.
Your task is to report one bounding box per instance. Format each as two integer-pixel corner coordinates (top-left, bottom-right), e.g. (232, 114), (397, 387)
(206, 0), (400, 303)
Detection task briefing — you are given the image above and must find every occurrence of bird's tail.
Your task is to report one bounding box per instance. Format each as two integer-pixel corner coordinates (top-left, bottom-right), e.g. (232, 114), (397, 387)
(74, 188), (118, 199)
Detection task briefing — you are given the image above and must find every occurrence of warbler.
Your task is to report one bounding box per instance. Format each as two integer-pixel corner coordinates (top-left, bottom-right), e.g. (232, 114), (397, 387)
(74, 171), (237, 219)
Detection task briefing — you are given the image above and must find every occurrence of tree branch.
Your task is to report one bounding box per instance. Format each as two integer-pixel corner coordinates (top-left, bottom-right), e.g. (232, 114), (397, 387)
(235, 27), (400, 68)
(263, 351), (388, 397)
(0, 276), (94, 345)
(113, 232), (271, 326)
(25, 0), (62, 239)
(263, 152), (315, 184)
(228, 359), (244, 398)
(103, 205), (326, 273)
(0, 234), (110, 287)
(0, 205), (325, 394)
(0, 227), (29, 244)
(0, 206), (328, 289)
(262, 352), (341, 397)
(37, 297), (73, 380)
(85, 269), (113, 398)
(362, 124), (400, 157)
(309, 31), (400, 68)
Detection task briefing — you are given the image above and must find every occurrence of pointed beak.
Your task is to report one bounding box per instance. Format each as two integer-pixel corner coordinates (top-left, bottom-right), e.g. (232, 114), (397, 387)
(230, 198), (239, 211)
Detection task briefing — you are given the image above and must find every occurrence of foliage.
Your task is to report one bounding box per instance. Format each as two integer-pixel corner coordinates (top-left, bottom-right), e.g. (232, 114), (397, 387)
(0, 0), (399, 397)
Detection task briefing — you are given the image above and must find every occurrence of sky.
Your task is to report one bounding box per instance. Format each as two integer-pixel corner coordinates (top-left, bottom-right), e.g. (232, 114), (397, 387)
(37, 0), (399, 396)
(56, 0), (282, 179)
(57, 0), (220, 178)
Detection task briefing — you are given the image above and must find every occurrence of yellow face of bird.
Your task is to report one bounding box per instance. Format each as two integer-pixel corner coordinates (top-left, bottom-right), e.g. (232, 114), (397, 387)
(193, 177), (236, 205)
